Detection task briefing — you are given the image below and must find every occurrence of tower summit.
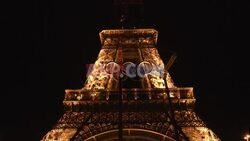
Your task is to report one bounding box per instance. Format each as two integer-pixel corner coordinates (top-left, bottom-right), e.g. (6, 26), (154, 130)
(113, 0), (144, 28)
(42, 1), (220, 141)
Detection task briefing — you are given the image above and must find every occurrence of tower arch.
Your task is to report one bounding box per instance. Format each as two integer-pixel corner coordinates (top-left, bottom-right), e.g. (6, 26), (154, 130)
(85, 129), (176, 141)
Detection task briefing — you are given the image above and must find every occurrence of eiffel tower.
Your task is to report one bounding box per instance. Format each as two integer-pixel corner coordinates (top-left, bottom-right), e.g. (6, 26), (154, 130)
(42, 1), (220, 141)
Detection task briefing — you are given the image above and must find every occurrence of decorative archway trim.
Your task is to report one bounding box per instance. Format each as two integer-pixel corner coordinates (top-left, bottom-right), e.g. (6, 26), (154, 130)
(85, 128), (176, 141)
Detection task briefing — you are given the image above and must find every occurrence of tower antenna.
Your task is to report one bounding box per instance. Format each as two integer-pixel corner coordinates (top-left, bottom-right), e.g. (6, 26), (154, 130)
(113, 0), (144, 28)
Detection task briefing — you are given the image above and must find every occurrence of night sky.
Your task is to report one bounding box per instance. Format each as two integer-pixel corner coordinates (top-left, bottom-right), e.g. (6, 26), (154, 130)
(1, 0), (250, 141)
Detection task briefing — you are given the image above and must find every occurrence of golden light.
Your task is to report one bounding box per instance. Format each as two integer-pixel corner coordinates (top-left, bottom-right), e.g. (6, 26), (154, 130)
(244, 134), (250, 140)
(42, 29), (221, 141)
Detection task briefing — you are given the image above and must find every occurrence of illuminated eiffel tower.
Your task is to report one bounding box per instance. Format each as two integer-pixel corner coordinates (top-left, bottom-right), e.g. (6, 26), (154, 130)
(42, 1), (220, 141)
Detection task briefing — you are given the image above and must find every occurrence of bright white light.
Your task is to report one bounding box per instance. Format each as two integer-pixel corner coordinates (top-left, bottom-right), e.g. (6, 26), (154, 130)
(244, 134), (250, 141)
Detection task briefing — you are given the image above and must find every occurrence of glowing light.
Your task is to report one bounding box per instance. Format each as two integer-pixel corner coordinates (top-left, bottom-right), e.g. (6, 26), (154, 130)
(83, 49), (116, 90)
(244, 134), (250, 141)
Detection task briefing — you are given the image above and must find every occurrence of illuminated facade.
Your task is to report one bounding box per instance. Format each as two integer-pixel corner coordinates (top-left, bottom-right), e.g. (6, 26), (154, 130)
(42, 29), (220, 141)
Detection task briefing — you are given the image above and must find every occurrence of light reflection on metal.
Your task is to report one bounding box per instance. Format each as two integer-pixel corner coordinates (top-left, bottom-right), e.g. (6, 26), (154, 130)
(84, 129), (175, 141)
(42, 29), (220, 141)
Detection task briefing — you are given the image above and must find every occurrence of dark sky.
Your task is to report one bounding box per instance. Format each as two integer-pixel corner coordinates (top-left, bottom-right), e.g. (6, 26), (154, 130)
(1, 0), (250, 141)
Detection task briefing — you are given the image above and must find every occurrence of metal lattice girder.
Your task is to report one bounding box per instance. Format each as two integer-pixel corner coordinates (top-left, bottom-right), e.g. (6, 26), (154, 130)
(42, 29), (220, 141)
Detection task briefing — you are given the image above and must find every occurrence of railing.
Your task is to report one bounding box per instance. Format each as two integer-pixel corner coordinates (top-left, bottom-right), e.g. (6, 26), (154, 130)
(64, 87), (194, 101)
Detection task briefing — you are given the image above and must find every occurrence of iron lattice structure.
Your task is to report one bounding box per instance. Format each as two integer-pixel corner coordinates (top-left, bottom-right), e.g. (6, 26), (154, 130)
(42, 29), (220, 141)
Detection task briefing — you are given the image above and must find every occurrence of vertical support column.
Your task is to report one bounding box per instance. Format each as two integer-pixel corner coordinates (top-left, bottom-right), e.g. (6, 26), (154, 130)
(118, 77), (123, 141)
(117, 47), (123, 141)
